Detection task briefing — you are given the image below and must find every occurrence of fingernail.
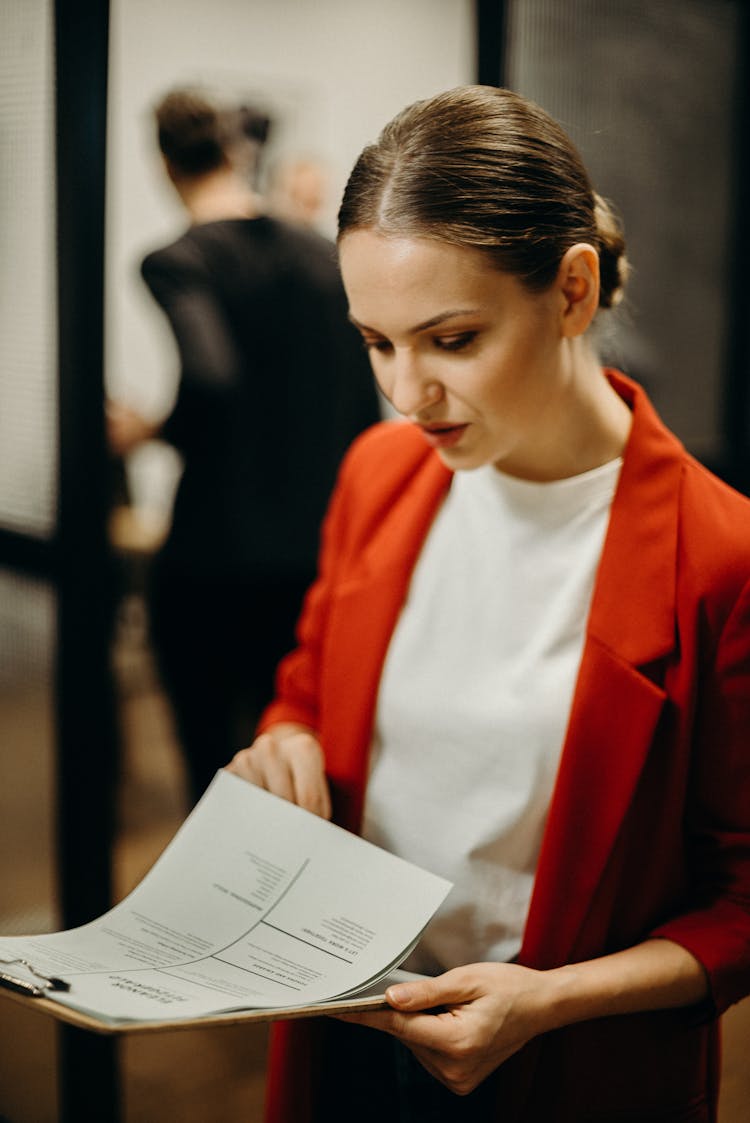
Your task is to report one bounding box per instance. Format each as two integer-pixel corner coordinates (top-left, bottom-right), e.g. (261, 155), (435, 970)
(386, 985), (410, 1005)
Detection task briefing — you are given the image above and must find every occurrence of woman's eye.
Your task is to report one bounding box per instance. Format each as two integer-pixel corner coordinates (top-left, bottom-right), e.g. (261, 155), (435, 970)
(434, 332), (477, 352)
(363, 338), (393, 354)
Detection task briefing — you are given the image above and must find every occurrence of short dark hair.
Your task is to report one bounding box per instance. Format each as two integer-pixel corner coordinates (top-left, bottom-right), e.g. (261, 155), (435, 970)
(154, 88), (271, 178)
(338, 85), (628, 309)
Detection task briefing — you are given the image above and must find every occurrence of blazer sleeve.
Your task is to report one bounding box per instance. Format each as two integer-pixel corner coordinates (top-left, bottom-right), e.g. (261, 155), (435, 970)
(141, 248), (244, 452)
(650, 575), (750, 1013)
(257, 440), (361, 733)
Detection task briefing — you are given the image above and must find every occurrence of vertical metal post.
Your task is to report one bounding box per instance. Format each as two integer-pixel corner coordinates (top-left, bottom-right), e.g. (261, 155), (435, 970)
(54, 0), (121, 1118)
(722, 2), (750, 492)
(476, 0), (508, 87)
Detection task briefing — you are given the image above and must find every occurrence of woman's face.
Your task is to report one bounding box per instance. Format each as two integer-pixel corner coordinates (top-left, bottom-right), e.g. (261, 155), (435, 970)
(339, 230), (573, 479)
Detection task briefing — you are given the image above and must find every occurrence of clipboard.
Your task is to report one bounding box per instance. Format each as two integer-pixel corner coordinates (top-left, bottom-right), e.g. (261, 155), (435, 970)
(0, 776), (449, 1035)
(0, 974), (390, 1035)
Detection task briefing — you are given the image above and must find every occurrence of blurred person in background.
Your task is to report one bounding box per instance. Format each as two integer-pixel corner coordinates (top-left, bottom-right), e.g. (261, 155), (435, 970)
(268, 156), (330, 230)
(108, 86), (380, 805)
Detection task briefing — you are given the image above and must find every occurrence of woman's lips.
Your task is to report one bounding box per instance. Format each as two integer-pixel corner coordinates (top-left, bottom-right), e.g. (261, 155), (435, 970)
(418, 423), (469, 449)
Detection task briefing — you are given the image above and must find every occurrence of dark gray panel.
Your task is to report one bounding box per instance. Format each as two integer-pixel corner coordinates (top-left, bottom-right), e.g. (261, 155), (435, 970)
(507, 0), (739, 458)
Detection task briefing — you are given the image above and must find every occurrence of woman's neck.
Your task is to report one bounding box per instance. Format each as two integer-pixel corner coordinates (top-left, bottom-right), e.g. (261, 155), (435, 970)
(570, 354), (633, 472)
(502, 340), (632, 483)
(174, 167), (262, 225)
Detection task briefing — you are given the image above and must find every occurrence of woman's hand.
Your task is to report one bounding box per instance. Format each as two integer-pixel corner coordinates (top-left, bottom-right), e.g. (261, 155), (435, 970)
(336, 940), (708, 1095)
(226, 723), (331, 819)
(337, 962), (549, 1095)
(106, 400), (159, 456)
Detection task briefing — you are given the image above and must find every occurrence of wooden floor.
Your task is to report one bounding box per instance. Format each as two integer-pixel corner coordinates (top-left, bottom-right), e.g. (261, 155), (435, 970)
(1, 594), (749, 1121)
(0, 598), (269, 1123)
(112, 603), (269, 1123)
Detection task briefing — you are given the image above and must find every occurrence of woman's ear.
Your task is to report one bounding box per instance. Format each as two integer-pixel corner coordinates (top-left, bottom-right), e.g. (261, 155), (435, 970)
(556, 243), (600, 338)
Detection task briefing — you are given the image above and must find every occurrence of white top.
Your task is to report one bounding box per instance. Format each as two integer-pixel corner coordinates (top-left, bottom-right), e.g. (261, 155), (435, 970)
(361, 457), (622, 972)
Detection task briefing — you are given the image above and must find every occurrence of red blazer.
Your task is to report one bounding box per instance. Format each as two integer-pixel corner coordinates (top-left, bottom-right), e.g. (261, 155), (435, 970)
(260, 371), (750, 1122)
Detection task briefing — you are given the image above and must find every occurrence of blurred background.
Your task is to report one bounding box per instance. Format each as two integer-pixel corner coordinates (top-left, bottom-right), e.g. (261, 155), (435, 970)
(0, 1), (748, 1120)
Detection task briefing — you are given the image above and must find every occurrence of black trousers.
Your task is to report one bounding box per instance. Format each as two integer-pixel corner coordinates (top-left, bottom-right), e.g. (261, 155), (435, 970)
(148, 560), (312, 804)
(316, 1020), (501, 1123)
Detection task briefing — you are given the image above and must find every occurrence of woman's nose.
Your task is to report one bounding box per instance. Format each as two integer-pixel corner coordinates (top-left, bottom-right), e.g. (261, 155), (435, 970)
(387, 350), (442, 417)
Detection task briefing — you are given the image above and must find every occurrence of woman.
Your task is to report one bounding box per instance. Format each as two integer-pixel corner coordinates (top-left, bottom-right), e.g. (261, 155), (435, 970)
(108, 87), (380, 803)
(228, 86), (750, 1122)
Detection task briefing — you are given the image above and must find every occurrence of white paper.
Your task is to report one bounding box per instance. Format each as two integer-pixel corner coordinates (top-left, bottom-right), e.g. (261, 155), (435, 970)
(0, 771), (451, 1024)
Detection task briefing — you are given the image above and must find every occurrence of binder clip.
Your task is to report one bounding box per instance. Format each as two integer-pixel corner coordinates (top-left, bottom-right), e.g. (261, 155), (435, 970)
(0, 957), (71, 997)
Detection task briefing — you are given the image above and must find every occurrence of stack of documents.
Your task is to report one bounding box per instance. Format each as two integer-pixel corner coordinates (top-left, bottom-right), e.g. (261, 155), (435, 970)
(0, 771), (451, 1032)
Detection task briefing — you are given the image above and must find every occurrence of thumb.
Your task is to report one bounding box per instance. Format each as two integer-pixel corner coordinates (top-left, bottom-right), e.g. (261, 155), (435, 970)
(386, 970), (469, 1012)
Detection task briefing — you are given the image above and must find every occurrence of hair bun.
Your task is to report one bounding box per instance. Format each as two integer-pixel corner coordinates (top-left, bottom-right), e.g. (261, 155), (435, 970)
(593, 192), (629, 309)
(239, 106), (272, 146)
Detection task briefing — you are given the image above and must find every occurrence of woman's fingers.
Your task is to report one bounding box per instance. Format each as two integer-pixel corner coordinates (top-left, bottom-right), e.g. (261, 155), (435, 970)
(385, 969), (478, 1011)
(250, 732), (299, 804)
(286, 734), (332, 819)
(227, 724), (331, 818)
(336, 963), (547, 1094)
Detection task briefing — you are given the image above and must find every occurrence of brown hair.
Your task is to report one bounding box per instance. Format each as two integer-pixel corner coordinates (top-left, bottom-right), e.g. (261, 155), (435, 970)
(154, 88), (271, 178)
(338, 86), (628, 309)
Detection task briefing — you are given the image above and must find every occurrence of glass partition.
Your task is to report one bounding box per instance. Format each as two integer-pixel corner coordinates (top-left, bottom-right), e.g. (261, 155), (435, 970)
(0, 4), (60, 1119)
(0, 0), (57, 538)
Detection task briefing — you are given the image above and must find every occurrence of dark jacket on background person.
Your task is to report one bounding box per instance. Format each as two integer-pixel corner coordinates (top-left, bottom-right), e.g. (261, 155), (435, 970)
(140, 214), (380, 801)
(141, 214), (380, 580)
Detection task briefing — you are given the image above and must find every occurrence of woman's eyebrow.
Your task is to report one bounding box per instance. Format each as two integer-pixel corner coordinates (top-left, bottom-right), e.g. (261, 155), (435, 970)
(348, 308), (481, 335)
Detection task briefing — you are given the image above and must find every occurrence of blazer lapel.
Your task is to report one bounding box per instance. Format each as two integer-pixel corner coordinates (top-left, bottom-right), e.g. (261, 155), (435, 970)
(520, 644), (667, 967)
(521, 372), (684, 968)
(321, 449), (452, 829)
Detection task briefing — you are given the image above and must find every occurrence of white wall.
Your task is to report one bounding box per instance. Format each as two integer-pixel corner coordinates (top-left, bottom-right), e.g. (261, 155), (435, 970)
(106, 0), (475, 511)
